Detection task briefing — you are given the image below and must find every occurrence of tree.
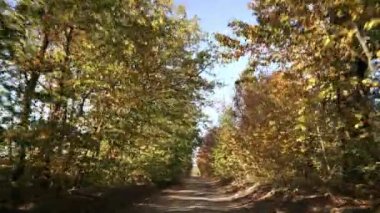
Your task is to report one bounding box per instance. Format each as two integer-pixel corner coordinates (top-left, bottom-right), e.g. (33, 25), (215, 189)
(210, 0), (380, 186)
(0, 0), (212, 202)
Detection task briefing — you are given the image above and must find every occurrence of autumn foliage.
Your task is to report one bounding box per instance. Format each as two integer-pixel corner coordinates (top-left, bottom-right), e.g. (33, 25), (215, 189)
(0, 0), (212, 197)
(204, 0), (380, 189)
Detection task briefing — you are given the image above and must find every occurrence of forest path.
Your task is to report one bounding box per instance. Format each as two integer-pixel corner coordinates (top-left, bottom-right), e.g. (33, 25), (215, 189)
(11, 176), (373, 212)
(124, 177), (375, 213)
(126, 177), (277, 213)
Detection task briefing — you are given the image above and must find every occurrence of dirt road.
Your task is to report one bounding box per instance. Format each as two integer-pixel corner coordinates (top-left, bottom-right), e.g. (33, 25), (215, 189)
(127, 177), (253, 212)
(6, 176), (374, 212)
(125, 177), (375, 213)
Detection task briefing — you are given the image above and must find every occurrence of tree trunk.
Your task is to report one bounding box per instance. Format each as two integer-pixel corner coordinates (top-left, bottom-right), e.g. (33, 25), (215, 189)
(11, 72), (40, 183)
(11, 31), (49, 205)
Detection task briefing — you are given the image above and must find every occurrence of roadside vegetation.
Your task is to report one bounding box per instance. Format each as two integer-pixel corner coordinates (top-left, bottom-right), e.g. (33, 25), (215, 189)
(0, 0), (212, 210)
(199, 0), (380, 199)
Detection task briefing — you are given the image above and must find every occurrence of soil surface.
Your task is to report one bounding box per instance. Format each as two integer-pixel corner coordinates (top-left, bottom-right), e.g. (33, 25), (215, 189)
(2, 177), (376, 213)
(126, 177), (376, 213)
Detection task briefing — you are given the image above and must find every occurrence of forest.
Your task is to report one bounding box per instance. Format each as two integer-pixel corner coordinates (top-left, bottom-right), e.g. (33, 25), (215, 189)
(0, 0), (380, 212)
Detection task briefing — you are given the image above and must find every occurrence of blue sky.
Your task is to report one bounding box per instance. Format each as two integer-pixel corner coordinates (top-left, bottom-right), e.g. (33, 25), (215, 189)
(174, 0), (256, 126)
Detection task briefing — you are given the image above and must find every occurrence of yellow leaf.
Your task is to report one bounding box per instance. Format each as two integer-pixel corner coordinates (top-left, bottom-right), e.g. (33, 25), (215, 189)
(362, 79), (372, 86)
(347, 30), (356, 39)
(323, 37), (331, 47)
(364, 18), (380, 30)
